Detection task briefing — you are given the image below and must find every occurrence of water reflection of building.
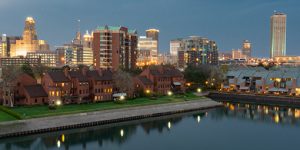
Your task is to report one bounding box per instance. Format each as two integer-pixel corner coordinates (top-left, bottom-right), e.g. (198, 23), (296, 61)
(219, 102), (300, 125)
(0, 113), (193, 149)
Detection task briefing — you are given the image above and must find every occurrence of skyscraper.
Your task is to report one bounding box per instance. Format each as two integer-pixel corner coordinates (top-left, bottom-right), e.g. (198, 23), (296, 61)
(137, 36), (158, 67)
(146, 29), (159, 53)
(10, 17), (49, 57)
(270, 12), (286, 58)
(242, 40), (251, 58)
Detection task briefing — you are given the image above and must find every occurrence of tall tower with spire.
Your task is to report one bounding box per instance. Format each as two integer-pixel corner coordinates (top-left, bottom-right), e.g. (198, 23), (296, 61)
(10, 17), (49, 57)
(23, 17), (38, 42)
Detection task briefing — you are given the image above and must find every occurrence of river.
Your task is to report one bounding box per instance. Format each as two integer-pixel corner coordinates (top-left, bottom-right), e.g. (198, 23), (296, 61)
(1, 102), (300, 150)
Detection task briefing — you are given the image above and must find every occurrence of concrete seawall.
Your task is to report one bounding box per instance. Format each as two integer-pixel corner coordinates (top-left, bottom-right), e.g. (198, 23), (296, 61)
(208, 92), (300, 107)
(0, 99), (222, 138)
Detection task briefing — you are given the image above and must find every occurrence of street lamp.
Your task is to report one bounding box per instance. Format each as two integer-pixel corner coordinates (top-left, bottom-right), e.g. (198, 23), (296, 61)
(197, 88), (202, 93)
(146, 89), (151, 94)
(55, 100), (62, 106)
(167, 91), (173, 96)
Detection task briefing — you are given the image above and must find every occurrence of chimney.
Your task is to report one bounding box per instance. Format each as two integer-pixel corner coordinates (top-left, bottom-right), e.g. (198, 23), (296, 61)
(63, 67), (69, 77)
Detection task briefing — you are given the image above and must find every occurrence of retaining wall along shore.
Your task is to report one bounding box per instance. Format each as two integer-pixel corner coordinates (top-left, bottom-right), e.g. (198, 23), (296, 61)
(0, 99), (222, 138)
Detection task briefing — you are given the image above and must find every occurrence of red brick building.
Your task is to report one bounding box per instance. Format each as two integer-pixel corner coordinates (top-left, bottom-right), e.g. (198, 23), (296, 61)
(1, 73), (48, 106)
(41, 69), (114, 104)
(86, 70), (114, 102)
(135, 66), (186, 95)
(23, 85), (48, 105)
(92, 26), (138, 70)
(67, 70), (90, 103)
(42, 71), (71, 105)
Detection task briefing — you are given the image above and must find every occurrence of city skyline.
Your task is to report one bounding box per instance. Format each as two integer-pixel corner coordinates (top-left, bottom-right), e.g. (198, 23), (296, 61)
(0, 0), (299, 57)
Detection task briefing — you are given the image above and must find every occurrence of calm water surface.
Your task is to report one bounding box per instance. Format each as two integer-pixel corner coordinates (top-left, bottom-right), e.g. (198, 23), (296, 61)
(1, 102), (300, 150)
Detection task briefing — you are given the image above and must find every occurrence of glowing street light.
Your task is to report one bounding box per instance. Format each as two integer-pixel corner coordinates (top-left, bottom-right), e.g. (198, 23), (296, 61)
(146, 89), (151, 94)
(167, 91), (173, 96)
(55, 100), (62, 106)
(197, 88), (202, 93)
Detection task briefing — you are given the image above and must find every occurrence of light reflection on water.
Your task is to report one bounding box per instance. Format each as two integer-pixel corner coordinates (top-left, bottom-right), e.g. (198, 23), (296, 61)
(1, 102), (300, 150)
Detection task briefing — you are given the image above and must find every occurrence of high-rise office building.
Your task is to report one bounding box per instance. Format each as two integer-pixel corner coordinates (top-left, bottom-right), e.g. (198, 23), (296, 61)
(146, 29), (159, 52)
(176, 36), (218, 68)
(10, 17), (49, 57)
(146, 29), (159, 41)
(170, 39), (182, 57)
(137, 36), (158, 67)
(92, 26), (138, 70)
(242, 40), (251, 58)
(270, 12), (286, 58)
(26, 51), (57, 67)
(56, 30), (94, 67)
(0, 34), (21, 57)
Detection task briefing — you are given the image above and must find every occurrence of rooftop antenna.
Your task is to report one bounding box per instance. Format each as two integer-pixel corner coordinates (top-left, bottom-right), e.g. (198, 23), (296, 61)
(77, 19), (81, 33)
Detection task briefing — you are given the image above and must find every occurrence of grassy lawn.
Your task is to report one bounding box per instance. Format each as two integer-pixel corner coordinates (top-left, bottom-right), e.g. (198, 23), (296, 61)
(1, 93), (204, 122)
(0, 111), (17, 122)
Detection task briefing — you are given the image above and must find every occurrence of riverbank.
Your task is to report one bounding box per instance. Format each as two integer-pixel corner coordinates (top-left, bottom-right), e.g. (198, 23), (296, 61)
(0, 98), (222, 138)
(208, 92), (300, 107)
(0, 93), (199, 122)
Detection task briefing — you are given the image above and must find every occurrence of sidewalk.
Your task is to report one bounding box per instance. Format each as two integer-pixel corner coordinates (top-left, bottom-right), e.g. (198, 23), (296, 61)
(0, 98), (222, 138)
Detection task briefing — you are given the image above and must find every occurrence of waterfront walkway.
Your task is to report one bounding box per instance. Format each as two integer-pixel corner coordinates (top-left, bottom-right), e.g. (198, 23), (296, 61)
(0, 99), (222, 138)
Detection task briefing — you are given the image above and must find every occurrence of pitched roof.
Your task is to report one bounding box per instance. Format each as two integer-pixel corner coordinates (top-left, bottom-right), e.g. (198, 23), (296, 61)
(24, 85), (48, 98)
(87, 70), (113, 81)
(68, 71), (88, 82)
(48, 71), (70, 82)
(137, 76), (153, 85)
(149, 67), (183, 78)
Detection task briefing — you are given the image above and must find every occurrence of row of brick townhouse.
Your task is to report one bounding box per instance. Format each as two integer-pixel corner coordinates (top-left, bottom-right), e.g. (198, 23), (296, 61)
(134, 66), (186, 95)
(1, 66), (186, 106)
(41, 68), (114, 105)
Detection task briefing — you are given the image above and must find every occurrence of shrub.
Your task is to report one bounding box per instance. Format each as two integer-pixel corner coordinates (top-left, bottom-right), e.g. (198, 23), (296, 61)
(48, 105), (57, 110)
(0, 106), (22, 120)
(114, 100), (127, 104)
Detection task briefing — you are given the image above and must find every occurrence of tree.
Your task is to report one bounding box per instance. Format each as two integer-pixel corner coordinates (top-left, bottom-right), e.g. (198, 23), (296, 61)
(184, 65), (224, 90)
(32, 64), (50, 83)
(21, 62), (34, 78)
(1, 66), (22, 107)
(113, 69), (134, 95)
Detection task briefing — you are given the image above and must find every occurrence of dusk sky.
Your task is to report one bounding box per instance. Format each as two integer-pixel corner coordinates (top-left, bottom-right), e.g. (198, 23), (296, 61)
(0, 0), (299, 57)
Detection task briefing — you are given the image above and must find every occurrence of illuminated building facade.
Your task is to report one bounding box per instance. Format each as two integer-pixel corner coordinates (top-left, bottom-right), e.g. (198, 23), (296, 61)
(176, 36), (218, 68)
(270, 12), (286, 58)
(26, 51), (57, 67)
(232, 49), (246, 59)
(0, 57), (41, 67)
(56, 31), (94, 67)
(242, 40), (251, 58)
(146, 29), (159, 52)
(10, 17), (49, 57)
(169, 39), (182, 65)
(0, 34), (21, 57)
(92, 26), (138, 70)
(137, 36), (158, 67)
